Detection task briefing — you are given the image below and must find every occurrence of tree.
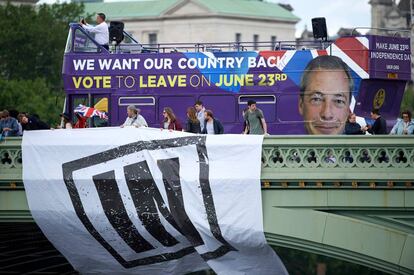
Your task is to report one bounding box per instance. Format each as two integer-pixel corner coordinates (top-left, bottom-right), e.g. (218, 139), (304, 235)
(400, 84), (414, 113)
(0, 2), (84, 125)
(0, 2), (84, 84)
(0, 78), (64, 126)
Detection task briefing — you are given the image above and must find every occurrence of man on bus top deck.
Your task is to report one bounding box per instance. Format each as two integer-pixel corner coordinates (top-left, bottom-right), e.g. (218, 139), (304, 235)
(299, 55), (352, 135)
(80, 13), (109, 50)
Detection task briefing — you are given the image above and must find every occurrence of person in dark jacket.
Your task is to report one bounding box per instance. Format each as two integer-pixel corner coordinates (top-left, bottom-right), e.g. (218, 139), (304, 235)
(345, 113), (367, 135)
(201, 110), (224, 134)
(185, 107), (201, 134)
(161, 107), (182, 131)
(18, 113), (50, 131)
(367, 108), (387, 134)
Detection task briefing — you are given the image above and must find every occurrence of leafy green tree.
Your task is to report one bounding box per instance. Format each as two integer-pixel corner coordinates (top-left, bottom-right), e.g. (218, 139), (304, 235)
(274, 246), (389, 275)
(400, 84), (414, 113)
(0, 2), (84, 125)
(0, 78), (64, 126)
(0, 2), (84, 84)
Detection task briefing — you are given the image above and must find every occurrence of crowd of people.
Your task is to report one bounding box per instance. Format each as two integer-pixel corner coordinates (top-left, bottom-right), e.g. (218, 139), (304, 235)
(0, 110), (50, 137)
(344, 109), (414, 135)
(1, 103), (413, 137)
(119, 99), (265, 135)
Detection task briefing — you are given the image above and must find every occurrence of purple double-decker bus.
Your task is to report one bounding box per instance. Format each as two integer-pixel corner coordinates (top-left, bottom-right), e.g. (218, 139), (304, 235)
(62, 23), (411, 134)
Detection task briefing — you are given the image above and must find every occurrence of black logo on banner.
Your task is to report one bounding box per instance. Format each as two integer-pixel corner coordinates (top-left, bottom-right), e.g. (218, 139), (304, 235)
(62, 136), (236, 268)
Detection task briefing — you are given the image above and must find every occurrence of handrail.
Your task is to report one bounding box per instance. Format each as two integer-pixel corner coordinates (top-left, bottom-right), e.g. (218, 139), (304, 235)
(1, 135), (414, 189)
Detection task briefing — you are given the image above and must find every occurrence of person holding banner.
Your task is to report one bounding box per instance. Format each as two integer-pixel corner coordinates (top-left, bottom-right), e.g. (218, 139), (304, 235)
(161, 107), (182, 131)
(122, 105), (148, 128)
(202, 110), (224, 134)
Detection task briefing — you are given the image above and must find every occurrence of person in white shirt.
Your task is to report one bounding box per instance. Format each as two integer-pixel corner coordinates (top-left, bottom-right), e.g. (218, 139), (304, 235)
(80, 13), (109, 50)
(121, 105), (148, 128)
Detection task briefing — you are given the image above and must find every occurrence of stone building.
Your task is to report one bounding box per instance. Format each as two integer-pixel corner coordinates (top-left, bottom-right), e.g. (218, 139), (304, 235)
(0, 0), (37, 5)
(83, 0), (299, 48)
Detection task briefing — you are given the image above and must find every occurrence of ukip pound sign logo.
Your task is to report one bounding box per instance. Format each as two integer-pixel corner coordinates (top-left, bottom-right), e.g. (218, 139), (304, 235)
(62, 136), (236, 268)
(373, 88), (386, 109)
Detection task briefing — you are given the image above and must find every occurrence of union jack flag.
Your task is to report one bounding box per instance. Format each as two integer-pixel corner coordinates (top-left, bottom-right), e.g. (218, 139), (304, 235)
(74, 104), (108, 120)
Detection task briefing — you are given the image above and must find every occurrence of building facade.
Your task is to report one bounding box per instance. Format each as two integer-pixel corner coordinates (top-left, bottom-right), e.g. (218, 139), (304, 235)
(0, 0), (38, 5)
(83, 0), (299, 48)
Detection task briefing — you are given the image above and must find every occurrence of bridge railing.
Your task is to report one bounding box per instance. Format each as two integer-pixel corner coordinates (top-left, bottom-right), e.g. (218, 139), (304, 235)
(0, 137), (22, 188)
(262, 135), (414, 188)
(1, 136), (414, 188)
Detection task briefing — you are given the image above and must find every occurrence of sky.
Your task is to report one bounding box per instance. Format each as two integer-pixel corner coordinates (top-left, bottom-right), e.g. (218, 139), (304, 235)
(274, 0), (371, 37)
(38, 0), (372, 38)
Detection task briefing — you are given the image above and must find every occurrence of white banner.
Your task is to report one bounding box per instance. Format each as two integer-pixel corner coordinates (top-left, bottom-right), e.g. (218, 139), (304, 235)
(22, 127), (287, 275)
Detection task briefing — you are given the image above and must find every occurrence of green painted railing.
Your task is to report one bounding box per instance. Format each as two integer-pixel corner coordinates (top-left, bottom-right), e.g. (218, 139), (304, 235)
(262, 135), (414, 188)
(2, 135), (414, 187)
(0, 137), (22, 186)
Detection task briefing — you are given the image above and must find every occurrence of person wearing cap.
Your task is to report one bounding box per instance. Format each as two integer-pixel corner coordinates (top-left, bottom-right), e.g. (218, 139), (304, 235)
(121, 105), (148, 128)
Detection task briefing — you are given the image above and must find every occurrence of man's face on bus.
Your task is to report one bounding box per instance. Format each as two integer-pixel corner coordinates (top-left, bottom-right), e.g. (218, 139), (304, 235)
(299, 69), (350, 135)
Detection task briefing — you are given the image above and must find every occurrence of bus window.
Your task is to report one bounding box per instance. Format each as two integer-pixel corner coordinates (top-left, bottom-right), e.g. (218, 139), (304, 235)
(118, 96), (155, 126)
(158, 96), (195, 125)
(73, 28), (100, 53)
(199, 95), (236, 123)
(238, 95), (276, 122)
(276, 94), (303, 122)
(70, 95), (88, 126)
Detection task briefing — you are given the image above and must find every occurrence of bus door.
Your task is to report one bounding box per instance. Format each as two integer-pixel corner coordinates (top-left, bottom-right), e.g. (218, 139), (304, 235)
(69, 93), (110, 127)
(117, 96), (156, 127)
(69, 94), (88, 125)
(91, 94), (110, 127)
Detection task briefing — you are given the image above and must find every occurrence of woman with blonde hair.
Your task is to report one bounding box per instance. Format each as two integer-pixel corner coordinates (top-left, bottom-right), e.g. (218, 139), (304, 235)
(161, 107), (182, 131)
(185, 107), (201, 133)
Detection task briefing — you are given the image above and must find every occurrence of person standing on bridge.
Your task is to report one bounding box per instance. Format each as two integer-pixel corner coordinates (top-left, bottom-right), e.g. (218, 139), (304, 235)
(80, 13), (109, 50)
(390, 111), (414, 135)
(298, 55), (352, 135)
(0, 110), (19, 137)
(121, 105), (147, 128)
(161, 107), (182, 131)
(194, 101), (206, 131)
(202, 110), (224, 134)
(185, 107), (201, 134)
(243, 100), (267, 135)
(345, 113), (367, 135)
(367, 108), (387, 135)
